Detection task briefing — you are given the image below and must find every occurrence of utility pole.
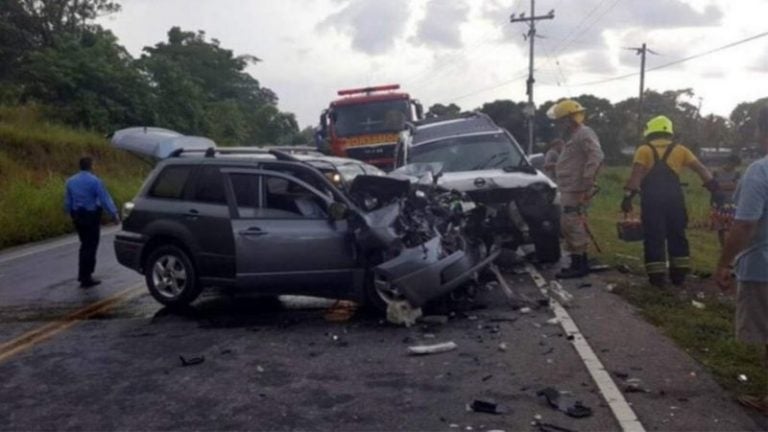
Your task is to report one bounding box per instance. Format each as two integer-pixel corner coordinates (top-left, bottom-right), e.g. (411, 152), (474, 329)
(510, 1), (554, 154)
(625, 43), (658, 135)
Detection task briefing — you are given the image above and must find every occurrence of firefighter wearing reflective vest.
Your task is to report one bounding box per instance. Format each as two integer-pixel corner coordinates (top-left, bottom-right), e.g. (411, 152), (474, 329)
(548, 99), (604, 279)
(622, 116), (717, 287)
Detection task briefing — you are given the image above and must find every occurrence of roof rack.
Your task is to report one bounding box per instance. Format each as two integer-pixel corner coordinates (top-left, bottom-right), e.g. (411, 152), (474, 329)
(169, 145), (322, 159)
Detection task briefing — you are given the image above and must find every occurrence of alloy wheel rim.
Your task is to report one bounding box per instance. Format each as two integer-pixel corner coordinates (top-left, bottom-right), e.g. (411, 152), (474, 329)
(151, 254), (187, 299)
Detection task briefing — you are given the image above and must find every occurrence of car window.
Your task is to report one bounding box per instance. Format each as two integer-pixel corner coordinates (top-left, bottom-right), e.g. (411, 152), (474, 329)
(148, 165), (192, 200)
(409, 133), (525, 172)
(229, 173), (260, 218)
(191, 166), (227, 205)
(264, 175), (328, 219)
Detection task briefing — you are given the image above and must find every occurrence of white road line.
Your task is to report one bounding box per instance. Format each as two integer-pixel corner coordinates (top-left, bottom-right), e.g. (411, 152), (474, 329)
(525, 264), (646, 432)
(0, 226), (121, 265)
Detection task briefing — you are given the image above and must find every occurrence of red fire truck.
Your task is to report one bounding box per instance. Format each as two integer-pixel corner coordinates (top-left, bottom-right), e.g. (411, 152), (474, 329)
(318, 84), (423, 170)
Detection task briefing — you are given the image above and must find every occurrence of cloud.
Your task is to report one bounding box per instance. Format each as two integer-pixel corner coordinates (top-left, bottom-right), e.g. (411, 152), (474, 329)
(482, 0), (722, 57)
(577, 50), (618, 75)
(412, 0), (469, 49)
(751, 45), (768, 73)
(318, 0), (410, 55)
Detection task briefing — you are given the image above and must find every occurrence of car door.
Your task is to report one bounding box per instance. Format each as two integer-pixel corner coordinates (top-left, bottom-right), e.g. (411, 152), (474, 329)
(184, 165), (236, 280)
(224, 169), (359, 298)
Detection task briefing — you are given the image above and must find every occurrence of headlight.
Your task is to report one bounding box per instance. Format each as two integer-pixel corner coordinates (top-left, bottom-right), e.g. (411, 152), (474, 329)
(122, 202), (134, 220)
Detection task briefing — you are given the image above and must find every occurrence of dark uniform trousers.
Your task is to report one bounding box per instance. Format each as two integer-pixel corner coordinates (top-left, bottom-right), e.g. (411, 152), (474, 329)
(72, 208), (102, 282)
(640, 144), (691, 280)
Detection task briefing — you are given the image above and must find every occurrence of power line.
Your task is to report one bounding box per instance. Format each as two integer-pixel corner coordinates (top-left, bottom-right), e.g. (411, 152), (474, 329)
(551, 0), (609, 56)
(555, 0), (622, 56)
(445, 69), (530, 103)
(568, 30), (768, 87)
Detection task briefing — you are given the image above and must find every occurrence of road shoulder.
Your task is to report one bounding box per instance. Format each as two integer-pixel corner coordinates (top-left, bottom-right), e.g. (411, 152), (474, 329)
(550, 269), (766, 431)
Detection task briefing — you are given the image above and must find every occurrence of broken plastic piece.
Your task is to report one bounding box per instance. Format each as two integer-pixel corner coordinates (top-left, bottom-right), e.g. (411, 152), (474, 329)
(691, 300), (706, 310)
(737, 374), (748, 383)
(565, 401), (592, 418)
(537, 387), (593, 419)
(520, 307), (532, 314)
(407, 341), (458, 356)
(535, 422), (577, 432)
(179, 355), (205, 367)
(386, 301), (423, 327)
(498, 342), (508, 352)
(469, 399), (506, 415)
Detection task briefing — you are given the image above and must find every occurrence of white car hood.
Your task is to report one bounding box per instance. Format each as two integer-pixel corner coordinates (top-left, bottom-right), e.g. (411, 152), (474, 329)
(437, 168), (556, 192)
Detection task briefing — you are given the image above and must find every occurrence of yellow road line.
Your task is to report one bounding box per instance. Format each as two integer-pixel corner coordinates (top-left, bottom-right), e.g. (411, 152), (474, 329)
(0, 284), (144, 364)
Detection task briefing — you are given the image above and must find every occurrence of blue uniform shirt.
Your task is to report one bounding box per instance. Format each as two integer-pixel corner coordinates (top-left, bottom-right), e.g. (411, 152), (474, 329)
(733, 157), (768, 282)
(64, 171), (118, 219)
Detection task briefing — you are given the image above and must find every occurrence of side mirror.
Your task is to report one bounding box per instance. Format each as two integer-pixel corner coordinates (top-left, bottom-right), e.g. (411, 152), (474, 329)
(328, 202), (348, 221)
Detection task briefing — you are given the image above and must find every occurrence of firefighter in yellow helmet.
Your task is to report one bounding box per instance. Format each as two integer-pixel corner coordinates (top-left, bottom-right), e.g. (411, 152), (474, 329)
(547, 99), (605, 279)
(622, 115), (717, 287)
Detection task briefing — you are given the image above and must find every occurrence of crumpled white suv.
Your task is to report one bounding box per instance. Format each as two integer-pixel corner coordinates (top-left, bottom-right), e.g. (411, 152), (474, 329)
(392, 112), (561, 263)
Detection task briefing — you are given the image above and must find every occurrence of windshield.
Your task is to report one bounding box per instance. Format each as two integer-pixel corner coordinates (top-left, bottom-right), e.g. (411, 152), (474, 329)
(333, 99), (410, 137)
(408, 133), (525, 172)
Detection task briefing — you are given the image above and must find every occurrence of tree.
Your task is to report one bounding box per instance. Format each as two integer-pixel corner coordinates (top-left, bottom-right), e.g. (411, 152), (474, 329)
(426, 103), (461, 118)
(140, 27), (297, 145)
(13, 0), (120, 46)
(730, 97), (768, 147)
(18, 29), (153, 131)
(478, 100), (528, 143)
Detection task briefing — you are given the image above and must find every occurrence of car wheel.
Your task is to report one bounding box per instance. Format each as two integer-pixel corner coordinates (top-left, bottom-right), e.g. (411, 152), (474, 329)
(533, 230), (561, 263)
(364, 271), (410, 314)
(145, 245), (202, 307)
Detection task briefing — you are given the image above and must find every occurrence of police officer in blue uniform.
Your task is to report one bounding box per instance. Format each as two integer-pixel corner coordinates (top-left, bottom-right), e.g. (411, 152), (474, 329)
(64, 157), (120, 287)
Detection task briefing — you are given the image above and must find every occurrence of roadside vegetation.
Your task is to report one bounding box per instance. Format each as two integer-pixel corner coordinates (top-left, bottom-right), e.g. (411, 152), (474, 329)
(0, 106), (147, 249)
(591, 166), (768, 397)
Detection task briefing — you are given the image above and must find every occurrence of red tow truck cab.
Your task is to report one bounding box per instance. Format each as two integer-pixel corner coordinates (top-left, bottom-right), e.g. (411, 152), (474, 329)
(318, 84), (423, 170)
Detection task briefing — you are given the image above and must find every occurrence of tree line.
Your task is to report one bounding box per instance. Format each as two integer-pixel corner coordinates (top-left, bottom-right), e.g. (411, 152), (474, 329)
(428, 91), (768, 163)
(0, 0), (301, 146)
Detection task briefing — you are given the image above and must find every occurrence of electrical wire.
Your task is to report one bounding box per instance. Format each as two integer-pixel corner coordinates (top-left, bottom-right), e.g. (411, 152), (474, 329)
(568, 30), (768, 87)
(444, 69), (531, 103)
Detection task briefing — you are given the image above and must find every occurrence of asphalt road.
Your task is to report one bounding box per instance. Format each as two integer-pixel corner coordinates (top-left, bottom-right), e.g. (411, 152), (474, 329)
(0, 231), (764, 431)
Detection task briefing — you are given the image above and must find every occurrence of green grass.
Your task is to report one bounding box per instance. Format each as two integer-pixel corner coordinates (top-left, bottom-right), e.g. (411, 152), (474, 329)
(0, 105), (148, 249)
(591, 167), (767, 397)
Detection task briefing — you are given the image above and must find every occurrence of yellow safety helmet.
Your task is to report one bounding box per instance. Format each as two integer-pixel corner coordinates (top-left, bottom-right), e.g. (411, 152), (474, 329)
(644, 115), (674, 138)
(547, 99), (585, 120)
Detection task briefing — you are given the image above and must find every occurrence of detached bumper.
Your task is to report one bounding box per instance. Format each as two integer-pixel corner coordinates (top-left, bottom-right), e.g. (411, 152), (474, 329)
(114, 231), (146, 273)
(374, 237), (499, 307)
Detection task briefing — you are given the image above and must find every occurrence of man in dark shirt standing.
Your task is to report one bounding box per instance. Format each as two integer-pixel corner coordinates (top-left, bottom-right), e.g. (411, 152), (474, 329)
(64, 157), (120, 287)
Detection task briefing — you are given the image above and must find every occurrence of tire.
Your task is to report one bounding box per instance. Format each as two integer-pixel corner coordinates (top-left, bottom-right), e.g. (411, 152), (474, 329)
(533, 231), (561, 263)
(144, 245), (202, 308)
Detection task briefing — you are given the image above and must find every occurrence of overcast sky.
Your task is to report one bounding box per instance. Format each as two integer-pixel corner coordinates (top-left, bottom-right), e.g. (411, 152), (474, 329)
(100, 0), (768, 129)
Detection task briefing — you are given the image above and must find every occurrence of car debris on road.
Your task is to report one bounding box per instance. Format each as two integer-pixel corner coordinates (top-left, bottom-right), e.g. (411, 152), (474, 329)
(407, 341), (458, 356)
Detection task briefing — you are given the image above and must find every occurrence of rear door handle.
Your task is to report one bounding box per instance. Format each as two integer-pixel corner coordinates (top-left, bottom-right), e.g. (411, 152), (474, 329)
(238, 227), (268, 237)
(185, 209), (200, 220)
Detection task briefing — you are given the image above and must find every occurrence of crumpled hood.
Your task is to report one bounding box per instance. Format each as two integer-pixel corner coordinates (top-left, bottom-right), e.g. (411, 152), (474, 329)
(437, 168), (556, 192)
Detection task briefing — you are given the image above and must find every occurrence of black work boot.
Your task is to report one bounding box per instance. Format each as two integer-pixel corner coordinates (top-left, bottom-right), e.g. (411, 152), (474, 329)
(669, 268), (688, 286)
(556, 254), (589, 279)
(648, 273), (666, 288)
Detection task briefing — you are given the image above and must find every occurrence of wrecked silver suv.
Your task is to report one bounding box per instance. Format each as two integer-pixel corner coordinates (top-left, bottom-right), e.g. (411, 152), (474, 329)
(110, 127), (497, 316)
(393, 113), (561, 263)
